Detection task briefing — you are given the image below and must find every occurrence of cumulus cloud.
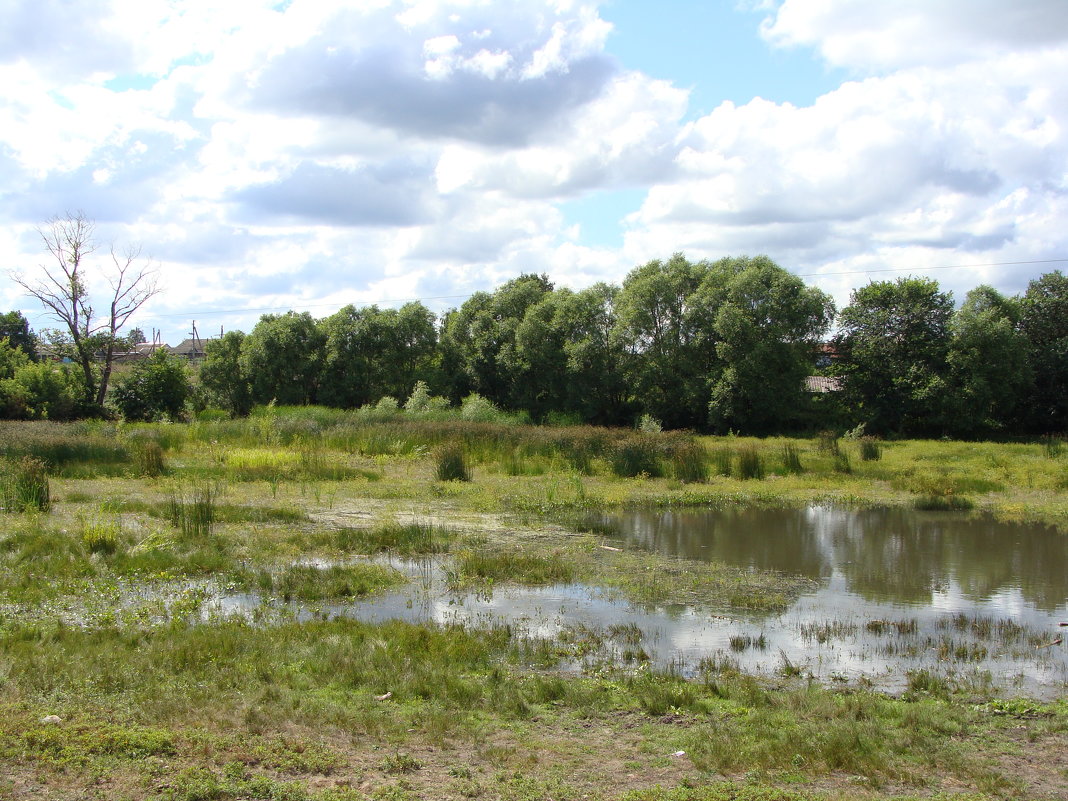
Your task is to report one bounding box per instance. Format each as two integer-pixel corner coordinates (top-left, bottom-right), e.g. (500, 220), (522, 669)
(1, 0), (1067, 341)
(762, 0), (1068, 71)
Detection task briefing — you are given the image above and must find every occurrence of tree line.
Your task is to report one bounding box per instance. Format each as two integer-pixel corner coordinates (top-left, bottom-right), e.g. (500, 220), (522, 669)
(4, 252), (1067, 437)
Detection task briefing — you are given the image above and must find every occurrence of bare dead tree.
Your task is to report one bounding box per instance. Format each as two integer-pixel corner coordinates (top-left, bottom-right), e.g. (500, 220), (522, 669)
(10, 211), (160, 408)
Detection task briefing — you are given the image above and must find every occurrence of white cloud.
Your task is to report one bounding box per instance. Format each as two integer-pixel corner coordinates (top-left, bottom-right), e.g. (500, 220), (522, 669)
(2, 0), (1067, 343)
(763, 0), (1068, 72)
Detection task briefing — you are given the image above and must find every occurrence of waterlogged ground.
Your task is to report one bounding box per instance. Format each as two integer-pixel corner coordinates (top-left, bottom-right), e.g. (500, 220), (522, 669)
(3, 421), (1068, 800)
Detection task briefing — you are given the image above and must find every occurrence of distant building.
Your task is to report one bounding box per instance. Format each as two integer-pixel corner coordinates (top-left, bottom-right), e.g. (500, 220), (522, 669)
(805, 375), (843, 393)
(170, 338), (215, 360)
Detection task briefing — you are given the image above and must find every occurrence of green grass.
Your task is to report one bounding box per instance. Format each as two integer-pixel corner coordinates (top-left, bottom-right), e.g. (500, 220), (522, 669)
(1, 413), (1066, 800)
(242, 563), (405, 601)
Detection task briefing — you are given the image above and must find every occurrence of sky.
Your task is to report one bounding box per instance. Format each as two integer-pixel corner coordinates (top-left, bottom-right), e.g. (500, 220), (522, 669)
(2, 0), (1067, 344)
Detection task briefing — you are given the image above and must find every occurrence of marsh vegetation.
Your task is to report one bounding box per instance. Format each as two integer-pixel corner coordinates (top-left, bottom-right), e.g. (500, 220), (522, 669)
(0, 412), (1066, 800)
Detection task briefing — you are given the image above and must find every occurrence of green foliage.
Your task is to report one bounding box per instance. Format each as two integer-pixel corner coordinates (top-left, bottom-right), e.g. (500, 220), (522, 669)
(241, 311), (324, 406)
(703, 256), (834, 434)
(0, 310), (37, 360)
(835, 277), (954, 435)
(945, 286), (1031, 437)
(318, 302), (437, 409)
(199, 330), (252, 416)
(0, 338), (84, 420)
(1019, 270), (1068, 432)
(113, 349), (191, 421)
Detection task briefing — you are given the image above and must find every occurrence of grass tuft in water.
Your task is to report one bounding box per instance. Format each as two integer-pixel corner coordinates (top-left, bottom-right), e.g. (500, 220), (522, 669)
(168, 483), (219, 538)
(249, 563), (404, 601)
(335, 521), (452, 555)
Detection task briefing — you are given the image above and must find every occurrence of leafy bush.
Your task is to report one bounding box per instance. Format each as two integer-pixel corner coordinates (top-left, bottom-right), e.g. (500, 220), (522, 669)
(113, 350), (190, 422)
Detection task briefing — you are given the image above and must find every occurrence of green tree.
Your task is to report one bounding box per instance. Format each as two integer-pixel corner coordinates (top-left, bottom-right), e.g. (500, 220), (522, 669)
(241, 312), (324, 406)
(0, 311), (37, 360)
(1019, 271), (1068, 432)
(613, 254), (710, 429)
(439, 274), (554, 408)
(199, 331), (252, 416)
(945, 286), (1031, 436)
(112, 349), (190, 421)
(702, 256), (834, 434)
(834, 277), (954, 435)
(318, 302), (437, 408)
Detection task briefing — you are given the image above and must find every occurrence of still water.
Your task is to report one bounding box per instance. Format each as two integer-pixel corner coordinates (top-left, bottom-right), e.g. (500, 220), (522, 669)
(209, 506), (1068, 696)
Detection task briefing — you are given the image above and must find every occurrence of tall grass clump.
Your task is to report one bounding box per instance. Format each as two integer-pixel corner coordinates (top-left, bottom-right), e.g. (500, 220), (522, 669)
(435, 442), (471, 482)
(1042, 435), (1064, 459)
(859, 436), (882, 461)
(0, 457), (51, 513)
(335, 521), (451, 555)
(80, 516), (121, 555)
(134, 440), (166, 477)
(667, 440), (708, 483)
(833, 451), (853, 474)
(168, 484), (218, 538)
(610, 435), (663, 478)
(712, 446), (733, 477)
(736, 445), (765, 480)
(780, 442), (803, 474)
(816, 430), (840, 456)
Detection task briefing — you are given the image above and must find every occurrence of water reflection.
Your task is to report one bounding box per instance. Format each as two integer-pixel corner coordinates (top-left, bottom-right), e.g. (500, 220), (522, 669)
(604, 506), (1068, 612)
(195, 507), (1068, 697)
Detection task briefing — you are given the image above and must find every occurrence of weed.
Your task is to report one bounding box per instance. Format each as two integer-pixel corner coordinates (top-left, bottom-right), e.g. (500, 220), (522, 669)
(780, 442), (803, 474)
(711, 446), (733, 477)
(248, 563), (404, 601)
(134, 440), (166, 477)
(0, 456), (50, 512)
(435, 442), (471, 482)
(168, 483), (219, 538)
(736, 446), (765, 480)
(816, 430), (839, 456)
(858, 436), (882, 461)
(610, 436), (663, 478)
(81, 516), (121, 555)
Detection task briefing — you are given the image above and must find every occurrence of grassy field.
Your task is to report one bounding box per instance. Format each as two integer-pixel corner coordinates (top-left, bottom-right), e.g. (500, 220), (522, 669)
(0, 411), (1066, 800)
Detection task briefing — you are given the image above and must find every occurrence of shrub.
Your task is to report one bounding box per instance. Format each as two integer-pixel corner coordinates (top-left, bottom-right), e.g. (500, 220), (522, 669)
(113, 350), (190, 422)
(435, 442), (471, 482)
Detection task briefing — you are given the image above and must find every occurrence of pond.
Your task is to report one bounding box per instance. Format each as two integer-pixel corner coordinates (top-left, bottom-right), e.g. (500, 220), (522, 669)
(206, 506), (1068, 697)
